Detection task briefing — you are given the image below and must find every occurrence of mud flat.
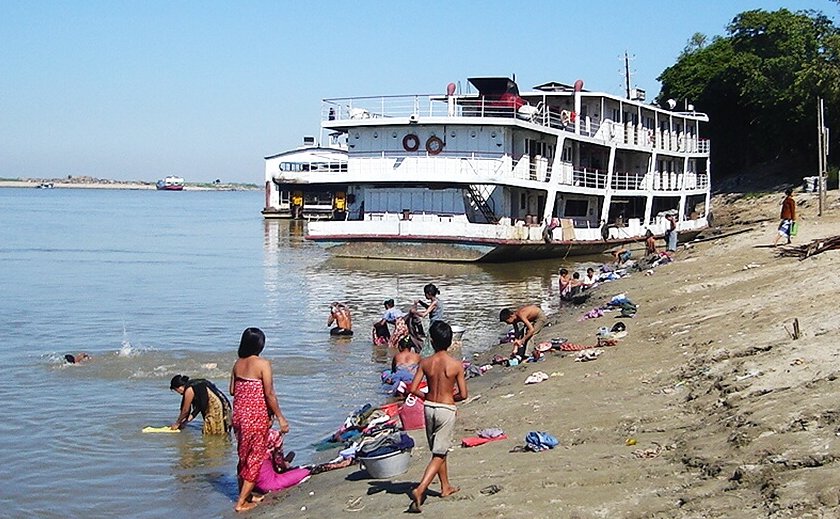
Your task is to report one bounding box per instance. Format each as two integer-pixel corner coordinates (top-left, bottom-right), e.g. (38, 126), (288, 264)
(251, 191), (840, 518)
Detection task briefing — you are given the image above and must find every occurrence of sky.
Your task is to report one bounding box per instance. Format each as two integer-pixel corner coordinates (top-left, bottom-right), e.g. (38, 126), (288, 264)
(1, 1), (837, 184)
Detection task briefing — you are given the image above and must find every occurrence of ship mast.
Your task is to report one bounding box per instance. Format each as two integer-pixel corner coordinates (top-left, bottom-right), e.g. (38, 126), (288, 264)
(624, 51), (631, 100)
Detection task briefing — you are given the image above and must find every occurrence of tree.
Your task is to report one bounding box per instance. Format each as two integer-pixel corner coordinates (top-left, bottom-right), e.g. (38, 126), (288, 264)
(658, 9), (840, 179)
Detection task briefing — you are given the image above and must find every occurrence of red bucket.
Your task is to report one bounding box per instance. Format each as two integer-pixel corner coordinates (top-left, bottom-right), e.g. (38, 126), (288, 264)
(399, 395), (425, 430)
(379, 402), (400, 419)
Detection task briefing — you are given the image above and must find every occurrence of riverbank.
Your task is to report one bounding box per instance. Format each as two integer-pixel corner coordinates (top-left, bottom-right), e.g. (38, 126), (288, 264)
(0, 177), (259, 191)
(251, 190), (840, 518)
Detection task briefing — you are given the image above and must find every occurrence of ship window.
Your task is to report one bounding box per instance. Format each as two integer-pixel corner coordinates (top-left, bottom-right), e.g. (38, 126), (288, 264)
(564, 199), (588, 217)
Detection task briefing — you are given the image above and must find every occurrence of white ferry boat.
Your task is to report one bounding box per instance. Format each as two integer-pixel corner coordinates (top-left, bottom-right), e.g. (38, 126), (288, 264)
(262, 135), (348, 219)
(299, 76), (711, 262)
(156, 176), (184, 191)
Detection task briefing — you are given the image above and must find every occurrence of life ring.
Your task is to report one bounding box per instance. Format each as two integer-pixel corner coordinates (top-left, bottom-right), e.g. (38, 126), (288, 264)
(425, 136), (444, 155)
(560, 110), (571, 125)
(402, 134), (420, 152)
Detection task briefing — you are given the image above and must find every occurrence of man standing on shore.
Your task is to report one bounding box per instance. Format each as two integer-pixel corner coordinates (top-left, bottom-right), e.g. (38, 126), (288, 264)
(773, 188), (797, 246)
(408, 321), (467, 513)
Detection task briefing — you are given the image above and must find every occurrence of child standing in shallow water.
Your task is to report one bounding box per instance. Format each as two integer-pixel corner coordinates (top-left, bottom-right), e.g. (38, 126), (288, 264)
(407, 321), (468, 513)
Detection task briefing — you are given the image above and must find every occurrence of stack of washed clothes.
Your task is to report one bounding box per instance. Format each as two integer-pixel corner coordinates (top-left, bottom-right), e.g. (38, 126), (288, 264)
(355, 424), (414, 459)
(312, 403), (399, 452)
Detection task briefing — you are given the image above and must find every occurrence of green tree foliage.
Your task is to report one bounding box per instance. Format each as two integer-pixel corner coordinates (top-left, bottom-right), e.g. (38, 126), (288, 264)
(658, 9), (840, 178)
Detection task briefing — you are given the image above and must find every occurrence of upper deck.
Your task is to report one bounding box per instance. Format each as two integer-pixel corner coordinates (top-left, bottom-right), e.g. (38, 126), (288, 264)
(321, 84), (709, 156)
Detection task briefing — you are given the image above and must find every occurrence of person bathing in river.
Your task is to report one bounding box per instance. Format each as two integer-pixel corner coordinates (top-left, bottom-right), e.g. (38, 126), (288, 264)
(169, 375), (232, 435)
(327, 302), (353, 336)
(373, 299), (404, 345)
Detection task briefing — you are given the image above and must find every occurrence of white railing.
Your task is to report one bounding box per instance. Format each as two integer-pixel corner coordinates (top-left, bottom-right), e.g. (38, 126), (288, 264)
(322, 95), (709, 156)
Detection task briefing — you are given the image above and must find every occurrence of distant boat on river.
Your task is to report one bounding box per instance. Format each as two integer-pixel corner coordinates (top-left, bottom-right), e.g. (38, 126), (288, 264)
(156, 176), (185, 191)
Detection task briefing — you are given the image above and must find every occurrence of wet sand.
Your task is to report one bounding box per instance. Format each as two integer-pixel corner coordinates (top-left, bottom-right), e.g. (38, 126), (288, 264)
(250, 191), (840, 518)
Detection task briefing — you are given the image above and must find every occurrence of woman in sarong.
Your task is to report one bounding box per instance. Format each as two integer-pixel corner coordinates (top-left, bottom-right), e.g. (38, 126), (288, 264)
(169, 374), (232, 435)
(229, 327), (290, 512)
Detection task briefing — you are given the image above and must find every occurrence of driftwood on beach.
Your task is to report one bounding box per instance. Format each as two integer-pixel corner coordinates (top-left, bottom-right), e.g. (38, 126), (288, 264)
(776, 235), (840, 259)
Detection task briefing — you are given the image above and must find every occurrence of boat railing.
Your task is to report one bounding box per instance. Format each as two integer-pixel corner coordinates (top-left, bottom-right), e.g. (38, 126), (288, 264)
(322, 96), (709, 156)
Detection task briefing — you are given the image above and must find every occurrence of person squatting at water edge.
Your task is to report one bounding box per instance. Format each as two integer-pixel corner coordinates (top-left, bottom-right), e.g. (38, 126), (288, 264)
(499, 305), (548, 360)
(391, 337), (422, 376)
(169, 375), (232, 435)
(229, 327), (290, 512)
(407, 321), (467, 513)
(327, 302), (353, 336)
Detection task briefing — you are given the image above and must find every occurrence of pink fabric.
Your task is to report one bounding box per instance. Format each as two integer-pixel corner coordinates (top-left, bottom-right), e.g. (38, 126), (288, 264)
(233, 377), (271, 483)
(255, 464), (310, 493)
(461, 434), (508, 448)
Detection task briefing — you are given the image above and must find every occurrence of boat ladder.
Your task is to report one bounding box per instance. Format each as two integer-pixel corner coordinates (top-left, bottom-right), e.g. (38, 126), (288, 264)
(466, 185), (499, 224)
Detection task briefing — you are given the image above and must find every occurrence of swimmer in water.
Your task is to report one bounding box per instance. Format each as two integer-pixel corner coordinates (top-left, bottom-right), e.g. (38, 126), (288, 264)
(64, 353), (91, 364)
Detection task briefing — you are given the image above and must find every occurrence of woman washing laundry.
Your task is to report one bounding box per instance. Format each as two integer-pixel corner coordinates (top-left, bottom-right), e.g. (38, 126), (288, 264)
(169, 375), (232, 435)
(413, 283), (443, 323)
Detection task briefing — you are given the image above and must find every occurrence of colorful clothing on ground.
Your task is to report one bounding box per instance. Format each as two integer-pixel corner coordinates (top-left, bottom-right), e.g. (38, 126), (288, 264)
(233, 377), (271, 483)
(424, 400), (456, 455)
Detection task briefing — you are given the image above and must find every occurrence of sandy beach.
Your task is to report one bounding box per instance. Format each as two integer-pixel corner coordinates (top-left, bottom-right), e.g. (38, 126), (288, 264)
(247, 190), (840, 518)
(0, 178), (258, 190)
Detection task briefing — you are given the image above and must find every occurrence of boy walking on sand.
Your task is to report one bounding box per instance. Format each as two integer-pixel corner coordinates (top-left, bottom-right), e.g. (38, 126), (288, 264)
(407, 321), (467, 513)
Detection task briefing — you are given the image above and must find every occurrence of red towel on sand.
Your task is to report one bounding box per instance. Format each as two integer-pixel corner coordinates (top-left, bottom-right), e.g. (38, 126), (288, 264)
(461, 434), (508, 448)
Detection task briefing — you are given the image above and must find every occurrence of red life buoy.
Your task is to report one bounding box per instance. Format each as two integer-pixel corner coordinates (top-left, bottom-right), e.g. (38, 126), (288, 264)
(425, 136), (444, 155)
(403, 134), (420, 152)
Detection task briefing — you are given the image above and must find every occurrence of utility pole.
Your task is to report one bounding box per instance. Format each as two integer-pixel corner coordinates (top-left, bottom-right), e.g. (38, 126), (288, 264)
(817, 97), (829, 216)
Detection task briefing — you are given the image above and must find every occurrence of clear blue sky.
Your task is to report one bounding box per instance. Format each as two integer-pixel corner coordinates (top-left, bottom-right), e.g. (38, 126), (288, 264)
(1, 0), (835, 183)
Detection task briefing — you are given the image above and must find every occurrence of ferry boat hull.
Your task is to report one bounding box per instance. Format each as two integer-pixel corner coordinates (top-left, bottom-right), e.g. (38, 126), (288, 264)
(310, 230), (703, 263)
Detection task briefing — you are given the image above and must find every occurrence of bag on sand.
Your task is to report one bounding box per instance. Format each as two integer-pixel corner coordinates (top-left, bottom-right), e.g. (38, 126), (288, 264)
(525, 431), (559, 452)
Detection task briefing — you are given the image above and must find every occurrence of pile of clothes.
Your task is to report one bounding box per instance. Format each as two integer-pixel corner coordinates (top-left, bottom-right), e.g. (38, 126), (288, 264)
(312, 403), (399, 451)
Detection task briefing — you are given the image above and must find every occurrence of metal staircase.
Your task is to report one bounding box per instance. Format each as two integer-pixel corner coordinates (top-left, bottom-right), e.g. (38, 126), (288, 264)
(466, 185), (499, 224)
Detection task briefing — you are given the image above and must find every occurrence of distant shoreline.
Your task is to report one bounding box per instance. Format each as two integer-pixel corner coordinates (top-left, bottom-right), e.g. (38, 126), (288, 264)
(0, 177), (260, 191)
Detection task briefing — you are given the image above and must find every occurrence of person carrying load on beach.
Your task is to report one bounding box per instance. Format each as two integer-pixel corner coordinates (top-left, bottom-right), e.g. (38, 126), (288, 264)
(169, 374), (232, 435)
(230, 327), (290, 513)
(407, 321), (467, 513)
(327, 302), (353, 336)
(499, 305), (547, 359)
(773, 187), (797, 246)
